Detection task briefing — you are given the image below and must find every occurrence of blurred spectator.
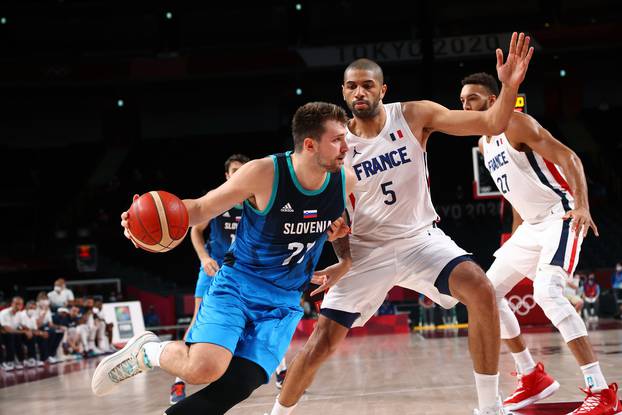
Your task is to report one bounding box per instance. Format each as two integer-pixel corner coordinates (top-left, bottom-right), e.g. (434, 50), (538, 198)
(564, 272), (584, 314)
(144, 305), (161, 327)
(54, 306), (84, 357)
(93, 299), (115, 352)
(582, 273), (601, 322)
(23, 300), (53, 366)
(377, 294), (396, 316)
(77, 297), (108, 356)
(34, 292), (65, 363)
(47, 278), (75, 311)
(612, 262), (622, 318)
(418, 294), (435, 328)
(0, 297), (40, 371)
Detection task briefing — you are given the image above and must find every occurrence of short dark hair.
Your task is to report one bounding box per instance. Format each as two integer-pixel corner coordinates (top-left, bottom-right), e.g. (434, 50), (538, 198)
(292, 102), (348, 152)
(344, 58), (384, 84)
(461, 72), (499, 96)
(224, 154), (250, 172)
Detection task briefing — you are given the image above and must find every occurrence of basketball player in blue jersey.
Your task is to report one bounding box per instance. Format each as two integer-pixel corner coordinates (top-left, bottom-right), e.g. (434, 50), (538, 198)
(169, 153), (249, 404)
(92, 101), (355, 415)
(271, 33), (533, 415)
(460, 72), (620, 415)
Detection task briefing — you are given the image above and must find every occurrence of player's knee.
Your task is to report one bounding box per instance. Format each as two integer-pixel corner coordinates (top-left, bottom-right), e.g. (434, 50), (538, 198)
(459, 272), (496, 311)
(184, 359), (228, 385)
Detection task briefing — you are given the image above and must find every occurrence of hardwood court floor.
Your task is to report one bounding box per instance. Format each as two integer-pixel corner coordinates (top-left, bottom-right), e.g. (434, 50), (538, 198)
(2, 325), (621, 415)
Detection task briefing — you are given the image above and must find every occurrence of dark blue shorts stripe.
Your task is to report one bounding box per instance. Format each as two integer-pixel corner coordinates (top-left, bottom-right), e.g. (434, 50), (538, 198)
(526, 151), (571, 211)
(434, 255), (474, 296)
(550, 219), (571, 267)
(320, 308), (360, 329)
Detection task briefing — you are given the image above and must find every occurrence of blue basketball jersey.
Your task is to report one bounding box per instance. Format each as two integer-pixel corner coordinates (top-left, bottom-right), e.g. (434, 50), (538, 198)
(224, 152), (346, 292)
(204, 205), (242, 265)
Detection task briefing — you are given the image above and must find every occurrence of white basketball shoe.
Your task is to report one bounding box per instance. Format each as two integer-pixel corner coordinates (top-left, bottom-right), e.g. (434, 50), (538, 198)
(91, 331), (159, 396)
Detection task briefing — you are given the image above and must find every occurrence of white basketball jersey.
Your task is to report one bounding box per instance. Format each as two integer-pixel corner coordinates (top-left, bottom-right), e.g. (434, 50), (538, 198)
(345, 102), (439, 248)
(482, 132), (574, 223)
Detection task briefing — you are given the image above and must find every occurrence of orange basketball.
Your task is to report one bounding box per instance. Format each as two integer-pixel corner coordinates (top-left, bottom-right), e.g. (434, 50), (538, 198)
(126, 191), (189, 253)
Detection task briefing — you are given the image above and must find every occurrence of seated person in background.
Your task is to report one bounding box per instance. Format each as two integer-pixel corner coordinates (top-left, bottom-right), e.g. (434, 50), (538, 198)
(78, 297), (109, 356)
(47, 278), (75, 311)
(35, 291), (65, 363)
(24, 300), (52, 366)
(564, 272), (584, 314)
(0, 296), (40, 370)
(94, 298), (115, 352)
(376, 294), (396, 316)
(54, 306), (84, 358)
(582, 273), (601, 322)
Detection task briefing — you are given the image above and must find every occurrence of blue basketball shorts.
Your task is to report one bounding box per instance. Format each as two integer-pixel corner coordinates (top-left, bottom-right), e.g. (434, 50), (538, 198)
(194, 266), (213, 298)
(186, 265), (303, 381)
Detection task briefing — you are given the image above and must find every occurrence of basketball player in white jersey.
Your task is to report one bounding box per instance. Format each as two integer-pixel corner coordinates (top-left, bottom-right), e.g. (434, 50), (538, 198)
(460, 72), (621, 414)
(269, 32), (533, 415)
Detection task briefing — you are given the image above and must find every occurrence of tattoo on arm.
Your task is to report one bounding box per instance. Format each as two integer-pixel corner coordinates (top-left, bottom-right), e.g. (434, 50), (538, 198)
(332, 234), (351, 261)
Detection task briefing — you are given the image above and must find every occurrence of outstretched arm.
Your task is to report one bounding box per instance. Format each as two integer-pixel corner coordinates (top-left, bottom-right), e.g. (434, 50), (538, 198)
(505, 112), (598, 237)
(405, 32), (533, 137)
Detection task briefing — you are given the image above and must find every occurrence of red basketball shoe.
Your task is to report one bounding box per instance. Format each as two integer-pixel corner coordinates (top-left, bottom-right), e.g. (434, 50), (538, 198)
(503, 362), (560, 410)
(567, 383), (622, 415)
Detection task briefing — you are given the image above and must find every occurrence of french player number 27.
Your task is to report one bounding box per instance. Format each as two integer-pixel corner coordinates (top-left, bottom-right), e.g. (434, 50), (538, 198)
(282, 241), (317, 266)
(496, 174), (510, 194)
(381, 181), (397, 205)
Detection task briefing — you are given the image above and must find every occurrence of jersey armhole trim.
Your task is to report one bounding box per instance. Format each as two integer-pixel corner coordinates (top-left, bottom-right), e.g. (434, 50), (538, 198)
(340, 167), (347, 210)
(285, 151), (331, 195)
(244, 155), (278, 216)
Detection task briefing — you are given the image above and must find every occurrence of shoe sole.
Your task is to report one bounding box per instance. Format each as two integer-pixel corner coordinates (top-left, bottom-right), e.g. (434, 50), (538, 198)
(505, 380), (561, 411)
(91, 331), (158, 397)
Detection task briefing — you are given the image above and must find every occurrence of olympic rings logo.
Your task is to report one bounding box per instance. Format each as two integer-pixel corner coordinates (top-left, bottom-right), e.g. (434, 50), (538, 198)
(508, 294), (537, 316)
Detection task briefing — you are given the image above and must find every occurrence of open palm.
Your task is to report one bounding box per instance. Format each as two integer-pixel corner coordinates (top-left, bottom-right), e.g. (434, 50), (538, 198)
(496, 32), (534, 89)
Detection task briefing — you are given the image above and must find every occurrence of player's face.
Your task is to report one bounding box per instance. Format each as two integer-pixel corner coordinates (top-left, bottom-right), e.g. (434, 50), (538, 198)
(460, 84), (494, 111)
(316, 120), (348, 173)
(225, 161), (244, 180)
(343, 69), (386, 119)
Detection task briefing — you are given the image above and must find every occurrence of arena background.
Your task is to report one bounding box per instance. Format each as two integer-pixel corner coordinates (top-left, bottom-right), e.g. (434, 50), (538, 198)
(1, 0), (621, 319)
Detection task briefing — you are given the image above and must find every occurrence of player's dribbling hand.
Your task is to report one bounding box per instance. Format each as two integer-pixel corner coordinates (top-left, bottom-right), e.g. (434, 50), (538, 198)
(563, 207), (599, 238)
(202, 257), (220, 276)
(327, 217), (350, 242)
(120, 194), (140, 248)
(496, 32), (534, 89)
(310, 259), (352, 296)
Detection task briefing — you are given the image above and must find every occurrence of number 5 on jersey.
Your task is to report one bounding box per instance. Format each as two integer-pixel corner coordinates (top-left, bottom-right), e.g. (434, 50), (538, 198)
(282, 241), (317, 265)
(381, 181), (397, 205)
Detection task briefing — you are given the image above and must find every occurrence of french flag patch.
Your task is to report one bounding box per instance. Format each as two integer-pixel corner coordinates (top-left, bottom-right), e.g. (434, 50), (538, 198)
(303, 209), (318, 219)
(389, 129), (404, 141)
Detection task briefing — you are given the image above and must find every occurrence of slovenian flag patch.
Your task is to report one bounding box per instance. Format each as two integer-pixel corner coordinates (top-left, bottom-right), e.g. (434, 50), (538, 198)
(389, 129), (404, 141)
(303, 209), (318, 219)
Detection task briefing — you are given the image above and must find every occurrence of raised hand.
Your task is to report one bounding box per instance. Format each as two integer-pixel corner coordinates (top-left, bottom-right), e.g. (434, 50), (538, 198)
(496, 32), (534, 89)
(310, 260), (351, 296)
(120, 194), (140, 248)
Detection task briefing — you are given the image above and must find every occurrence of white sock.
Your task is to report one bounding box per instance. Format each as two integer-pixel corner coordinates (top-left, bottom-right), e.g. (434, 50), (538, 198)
(511, 348), (536, 375)
(581, 362), (608, 392)
(270, 395), (297, 415)
(142, 341), (172, 368)
(473, 372), (499, 410)
(174, 377), (184, 384)
(276, 358), (287, 373)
